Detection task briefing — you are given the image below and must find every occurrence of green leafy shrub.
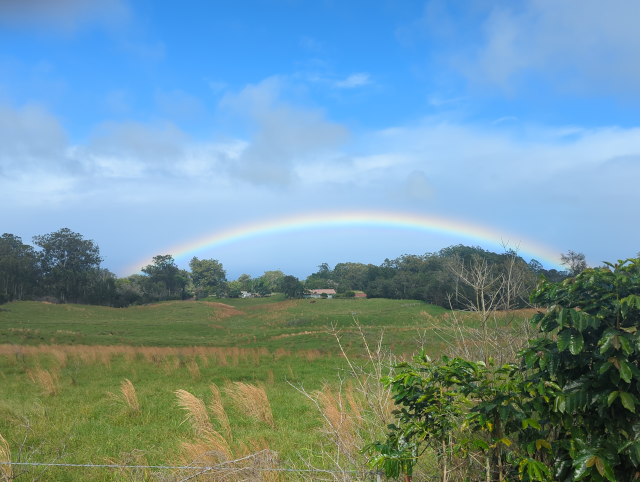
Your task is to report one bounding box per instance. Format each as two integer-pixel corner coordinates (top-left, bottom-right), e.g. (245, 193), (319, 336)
(519, 259), (640, 481)
(368, 258), (640, 482)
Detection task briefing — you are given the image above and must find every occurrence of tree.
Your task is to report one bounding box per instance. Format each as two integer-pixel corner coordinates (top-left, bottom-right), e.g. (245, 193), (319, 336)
(0, 233), (38, 303)
(281, 275), (305, 299)
(189, 257), (226, 295)
(237, 274), (252, 291)
(227, 280), (242, 298)
(260, 270), (284, 292)
(141, 255), (186, 299)
(560, 249), (588, 276)
(32, 228), (103, 303)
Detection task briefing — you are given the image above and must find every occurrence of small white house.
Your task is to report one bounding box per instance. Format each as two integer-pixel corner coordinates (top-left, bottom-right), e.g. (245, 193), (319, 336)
(304, 289), (336, 299)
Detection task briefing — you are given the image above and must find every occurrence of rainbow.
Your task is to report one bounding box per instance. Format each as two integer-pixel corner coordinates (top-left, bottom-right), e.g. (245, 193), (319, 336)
(127, 210), (561, 273)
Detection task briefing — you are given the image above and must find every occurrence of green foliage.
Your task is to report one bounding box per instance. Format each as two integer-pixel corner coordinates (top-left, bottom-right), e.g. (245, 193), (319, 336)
(364, 354), (468, 478)
(0, 233), (38, 302)
(306, 246), (553, 308)
(281, 275), (305, 299)
(32, 228), (103, 303)
(369, 259), (640, 481)
(519, 259), (640, 481)
(188, 257), (226, 292)
(141, 255), (189, 299)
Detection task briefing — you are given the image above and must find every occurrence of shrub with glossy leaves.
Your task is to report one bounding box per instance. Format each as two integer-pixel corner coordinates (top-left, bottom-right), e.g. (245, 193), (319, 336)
(520, 259), (640, 481)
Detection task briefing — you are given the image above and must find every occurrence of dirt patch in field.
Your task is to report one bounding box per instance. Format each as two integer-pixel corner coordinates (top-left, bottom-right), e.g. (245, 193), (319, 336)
(269, 330), (321, 340)
(201, 302), (246, 319)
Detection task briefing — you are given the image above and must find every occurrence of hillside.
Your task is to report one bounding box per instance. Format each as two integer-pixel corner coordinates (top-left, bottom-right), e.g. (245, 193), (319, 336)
(0, 296), (448, 355)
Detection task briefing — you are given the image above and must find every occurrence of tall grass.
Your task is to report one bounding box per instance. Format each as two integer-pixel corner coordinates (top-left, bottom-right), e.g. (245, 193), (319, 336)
(28, 367), (59, 396)
(0, 434), (11, 482)
(174, 389), (284, 482)
(175, 389), (213, 436)
(225, 382), (274, 428)
(209, 383), (231, 438)
(186, 359), (200, 380)
(107, 379), (140, 415)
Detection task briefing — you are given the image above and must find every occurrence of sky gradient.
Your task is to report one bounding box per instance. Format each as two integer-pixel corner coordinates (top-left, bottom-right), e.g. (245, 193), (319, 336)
(2, 0), (639, 279)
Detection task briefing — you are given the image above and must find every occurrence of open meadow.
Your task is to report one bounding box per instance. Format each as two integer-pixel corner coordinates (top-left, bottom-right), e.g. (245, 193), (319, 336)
(0, 296), (453, 481)
(0, 297), (538, 480)
(0, 295), (449, 356)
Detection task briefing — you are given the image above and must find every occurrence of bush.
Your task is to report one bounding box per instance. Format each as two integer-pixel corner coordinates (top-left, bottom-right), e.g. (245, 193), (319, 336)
(369, 258), (640, 481)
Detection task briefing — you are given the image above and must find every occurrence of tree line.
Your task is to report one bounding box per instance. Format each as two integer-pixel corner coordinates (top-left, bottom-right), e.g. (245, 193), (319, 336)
(305, 245), (580, 309)
(0, 228), (289, 306)
(1, 227), (580, 308)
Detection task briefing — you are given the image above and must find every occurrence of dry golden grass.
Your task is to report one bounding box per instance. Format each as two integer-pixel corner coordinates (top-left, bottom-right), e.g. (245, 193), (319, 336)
(0, 434), (11, 482)
(28, 367), (59, 396)
(107, 379), (140, 414)
(99, 351), (111, 369)
(186, 359), (200, 380)
(51, 348), (67, 367)
(225, 382), (274, 428)
(0, 344), (323, 368)
(208, 384), (231, 439)
(267, 370), (274, 385)
(180, 429), (234, 466)
(175, 389), (213, 436)
(316, 384), (358, 448)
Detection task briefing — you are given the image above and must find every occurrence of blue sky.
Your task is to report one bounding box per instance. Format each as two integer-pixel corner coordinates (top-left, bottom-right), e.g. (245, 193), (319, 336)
(2, 0), (639, 278)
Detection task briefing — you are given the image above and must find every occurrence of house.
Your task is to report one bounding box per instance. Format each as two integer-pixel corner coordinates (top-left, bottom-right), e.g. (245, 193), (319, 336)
(354, 292), (367, 298)
(304, 289), (336, 299)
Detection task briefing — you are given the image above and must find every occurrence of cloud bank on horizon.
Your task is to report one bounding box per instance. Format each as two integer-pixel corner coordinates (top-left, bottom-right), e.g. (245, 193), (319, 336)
(1, 0), (638, 278)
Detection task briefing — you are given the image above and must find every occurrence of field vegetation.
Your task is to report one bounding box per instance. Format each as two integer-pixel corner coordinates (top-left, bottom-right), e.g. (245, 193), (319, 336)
(0, 295), (451, 356)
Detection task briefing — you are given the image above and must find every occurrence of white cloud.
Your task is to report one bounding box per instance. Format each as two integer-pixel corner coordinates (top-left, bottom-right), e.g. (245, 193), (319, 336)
(220, 77), (350, 186)
(396, 170), (435, 201)
(461, 0), (640, 93)
(0, 103), (68, 171)
(334, 73), (371, 88)
(3, 91), (640, 265)
(0, 0), (129, 30)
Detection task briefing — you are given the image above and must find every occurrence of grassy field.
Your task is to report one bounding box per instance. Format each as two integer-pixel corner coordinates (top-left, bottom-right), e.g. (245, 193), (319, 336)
(0, 295), (449, 356)
(0, 296), (454, 480)
(0, 345), (352, 481)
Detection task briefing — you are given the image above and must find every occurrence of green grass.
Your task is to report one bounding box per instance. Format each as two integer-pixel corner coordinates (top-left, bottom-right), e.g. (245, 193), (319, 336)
(0, 296), (449, 354)
(0, 349), (345, 481)
(0, 298), (537, 480)
(0, 296), (453, 480)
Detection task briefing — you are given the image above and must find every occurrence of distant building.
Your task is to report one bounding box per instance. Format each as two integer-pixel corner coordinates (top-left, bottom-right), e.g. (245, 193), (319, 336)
(354, 292), (367, 298)
(304, 289), (336, 299)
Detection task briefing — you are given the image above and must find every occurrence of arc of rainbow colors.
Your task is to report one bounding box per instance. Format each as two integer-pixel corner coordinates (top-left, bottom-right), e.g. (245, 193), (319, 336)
(127, 210), (562, 274)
